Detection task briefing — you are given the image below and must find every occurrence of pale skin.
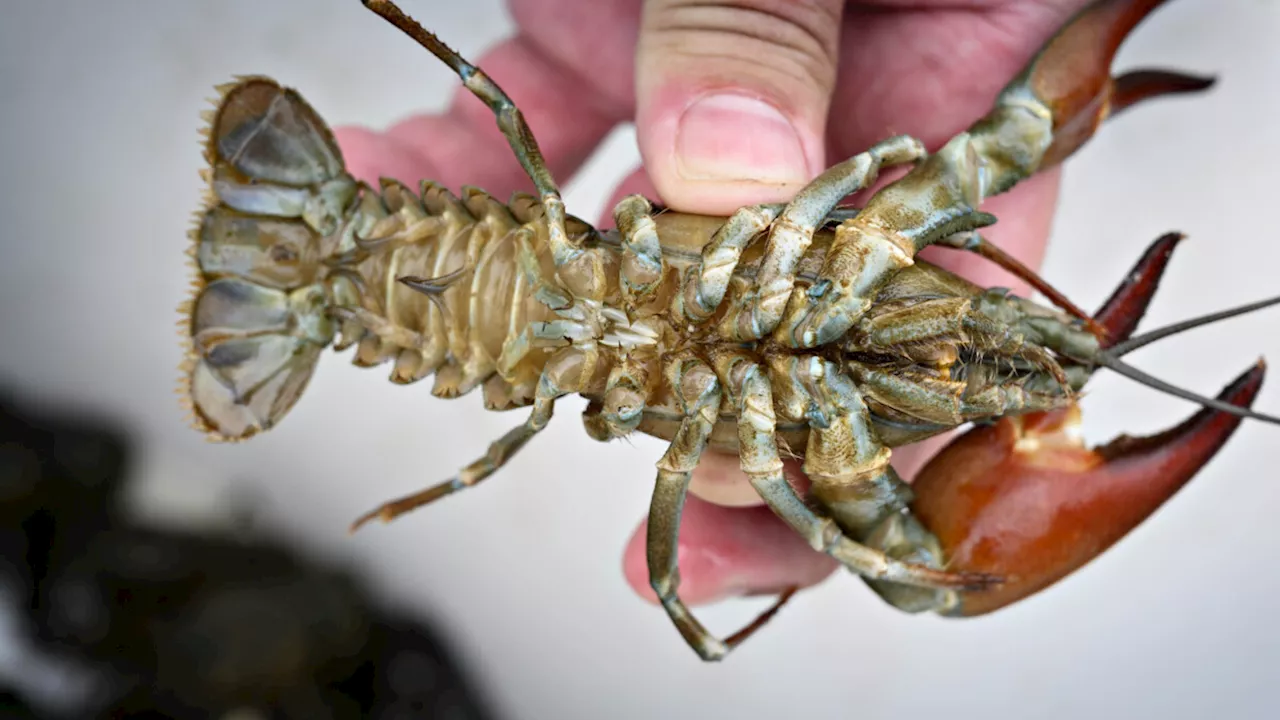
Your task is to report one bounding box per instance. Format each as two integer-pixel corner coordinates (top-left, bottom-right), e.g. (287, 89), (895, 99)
(335, 0), (1093, 607)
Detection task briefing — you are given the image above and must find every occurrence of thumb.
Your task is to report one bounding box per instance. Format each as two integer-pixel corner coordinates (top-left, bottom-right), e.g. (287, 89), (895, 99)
(635, 0), (845, 215)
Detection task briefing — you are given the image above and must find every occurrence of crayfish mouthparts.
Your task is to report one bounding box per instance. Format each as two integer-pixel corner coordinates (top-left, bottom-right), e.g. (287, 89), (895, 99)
(177, 0), (1278, 662)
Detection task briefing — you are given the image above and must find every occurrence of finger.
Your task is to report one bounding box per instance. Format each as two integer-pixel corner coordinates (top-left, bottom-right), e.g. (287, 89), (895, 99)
(506, 0), (644, 115)
(333, 34), (625, 199)
(634, 0), (849, 214)
(622, 490), (839, 606)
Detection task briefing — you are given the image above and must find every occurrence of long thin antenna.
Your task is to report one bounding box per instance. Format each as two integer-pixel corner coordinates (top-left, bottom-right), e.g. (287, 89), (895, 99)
(1096, 355), (1278, 425)
(1110, 294), (1280, 357)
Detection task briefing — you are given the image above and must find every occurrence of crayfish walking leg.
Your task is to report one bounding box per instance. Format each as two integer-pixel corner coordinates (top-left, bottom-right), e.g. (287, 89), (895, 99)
(717, 351), (1001, 589)
(643, 354), (796, 661)
(364, 0), (630, 308)
(350, 345), (591, 531)
(642, 350), (998, 661)
(706, 136), (928, 340)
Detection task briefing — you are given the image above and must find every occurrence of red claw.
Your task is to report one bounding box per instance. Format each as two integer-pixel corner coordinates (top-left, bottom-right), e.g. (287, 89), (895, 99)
(909, 232), (1266, 616)
(912, 363), (1265, 616)
(1092, 231), (1183, 348)
(1024, 0), (1216, 169)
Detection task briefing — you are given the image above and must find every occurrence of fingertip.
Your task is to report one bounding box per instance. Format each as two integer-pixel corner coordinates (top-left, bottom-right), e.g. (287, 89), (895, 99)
(622, 491), (837, 607)
(637, 88), (824, 214)
(633, 0), (846, 215)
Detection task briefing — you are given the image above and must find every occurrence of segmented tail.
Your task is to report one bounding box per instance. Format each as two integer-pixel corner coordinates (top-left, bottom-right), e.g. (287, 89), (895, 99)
(179, 78), (358, 441)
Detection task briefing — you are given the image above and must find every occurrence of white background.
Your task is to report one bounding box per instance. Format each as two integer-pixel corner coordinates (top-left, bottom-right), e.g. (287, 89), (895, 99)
(2, 1), (1278, 718)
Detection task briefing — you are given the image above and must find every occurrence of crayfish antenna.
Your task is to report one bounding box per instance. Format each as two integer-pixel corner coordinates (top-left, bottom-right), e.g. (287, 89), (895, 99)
(1106, 294), (1280, 357)
(1090, 266), (1280, 424)
(1093, 355), (1280, 426)
(1067, 230), (1280, 426)
(910, 361), (1267, 616)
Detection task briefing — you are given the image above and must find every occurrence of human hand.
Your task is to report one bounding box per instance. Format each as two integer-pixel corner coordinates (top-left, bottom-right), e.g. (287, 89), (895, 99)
(335, 0), (1092, 607)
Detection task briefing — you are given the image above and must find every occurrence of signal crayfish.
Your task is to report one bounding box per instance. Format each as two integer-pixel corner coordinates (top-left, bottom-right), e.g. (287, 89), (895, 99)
(178, 0), (1280, 661)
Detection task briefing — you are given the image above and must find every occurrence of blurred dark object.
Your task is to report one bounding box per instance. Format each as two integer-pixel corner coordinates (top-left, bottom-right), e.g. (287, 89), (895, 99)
(0, 389), (497, 720)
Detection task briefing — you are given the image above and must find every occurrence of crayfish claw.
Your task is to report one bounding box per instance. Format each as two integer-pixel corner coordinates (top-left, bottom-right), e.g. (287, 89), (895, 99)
(1009, 0), (1200, 169)
(909, 362), (1266, 617)
(1092, 231), (1183, 347)
(1111, 70), (1216, 117)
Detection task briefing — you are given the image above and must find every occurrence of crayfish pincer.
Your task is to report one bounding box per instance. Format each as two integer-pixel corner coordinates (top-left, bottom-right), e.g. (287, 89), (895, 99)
(178, 0), (1280, 661)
